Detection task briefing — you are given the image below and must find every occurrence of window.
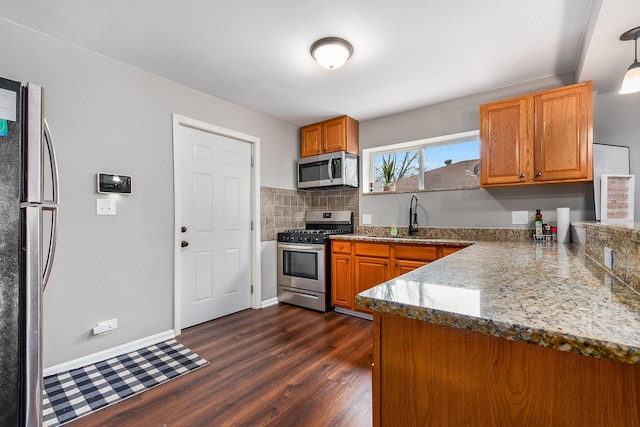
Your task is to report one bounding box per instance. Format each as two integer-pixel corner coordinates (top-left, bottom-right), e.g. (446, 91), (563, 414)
(363, 130), (480, 193)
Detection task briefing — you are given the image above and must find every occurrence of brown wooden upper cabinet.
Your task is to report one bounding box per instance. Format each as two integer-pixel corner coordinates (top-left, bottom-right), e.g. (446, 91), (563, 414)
(479, 81), (593, 187)
(300, 115), (359, 157)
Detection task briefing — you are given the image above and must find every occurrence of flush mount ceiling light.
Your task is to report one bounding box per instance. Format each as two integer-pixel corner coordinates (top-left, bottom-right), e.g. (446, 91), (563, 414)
(619, 26), (640, 94)
(310, 37), (353, 70)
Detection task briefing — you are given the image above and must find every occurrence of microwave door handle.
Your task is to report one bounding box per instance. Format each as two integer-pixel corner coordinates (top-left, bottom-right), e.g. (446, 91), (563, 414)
(328, 154), (334, 182)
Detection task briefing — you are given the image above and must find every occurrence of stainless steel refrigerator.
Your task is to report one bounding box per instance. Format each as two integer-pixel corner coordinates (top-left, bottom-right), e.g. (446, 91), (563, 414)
(0, 76), (59, 427)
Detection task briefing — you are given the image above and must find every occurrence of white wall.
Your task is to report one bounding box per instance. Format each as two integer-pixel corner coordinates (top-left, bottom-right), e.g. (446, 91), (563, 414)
(358, 74), (639, 228)
(0, 19), (297, 367)
(592, 90), (640, 221)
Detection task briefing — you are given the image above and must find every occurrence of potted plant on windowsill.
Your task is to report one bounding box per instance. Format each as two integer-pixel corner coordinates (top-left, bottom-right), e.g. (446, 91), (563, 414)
(382, 156), (396, 191)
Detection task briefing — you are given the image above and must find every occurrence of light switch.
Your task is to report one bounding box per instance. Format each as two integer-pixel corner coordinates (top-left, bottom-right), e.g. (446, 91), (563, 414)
(97, 199), (116, 216)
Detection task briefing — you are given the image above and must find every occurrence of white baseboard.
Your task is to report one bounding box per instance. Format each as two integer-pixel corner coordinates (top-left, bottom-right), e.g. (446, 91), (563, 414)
(261, 297), (279, 308)
(334, 307), (373, 320)
(43, 329), (175, 377)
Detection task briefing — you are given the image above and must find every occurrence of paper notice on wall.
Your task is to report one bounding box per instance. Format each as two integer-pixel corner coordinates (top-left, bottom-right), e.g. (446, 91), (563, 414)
(606, 177), (630, 220)
(593, 144), (630, 220)
(601, 174), (635, 223)
(0, 88), (17, 122)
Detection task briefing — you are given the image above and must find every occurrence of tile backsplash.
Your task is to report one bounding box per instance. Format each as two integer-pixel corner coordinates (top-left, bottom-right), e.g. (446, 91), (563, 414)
(261, 187), (359, 241)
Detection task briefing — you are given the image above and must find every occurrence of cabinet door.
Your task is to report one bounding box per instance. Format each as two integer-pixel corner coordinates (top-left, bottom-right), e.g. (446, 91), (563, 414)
(480, 96), (533, 187)
(355, 256), (390, 298)
(301, 123), (322, 157)
(323, 116), (347, 153)
(331, 254), (353, 309)
(534, 82), (592, 182)
(394, 259), (427, 277)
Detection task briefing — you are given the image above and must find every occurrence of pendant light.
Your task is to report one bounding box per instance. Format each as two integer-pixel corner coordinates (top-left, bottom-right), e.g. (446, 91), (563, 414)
(310, 37), (353, 70)
(619, 26), (640, 94)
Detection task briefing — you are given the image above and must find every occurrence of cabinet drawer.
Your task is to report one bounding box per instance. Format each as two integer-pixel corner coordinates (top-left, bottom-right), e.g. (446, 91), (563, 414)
(354, 242), (390, 257)
(332, 241), (352, 254)
(441, 246), (465, 257)
(394, 244), (438, 262)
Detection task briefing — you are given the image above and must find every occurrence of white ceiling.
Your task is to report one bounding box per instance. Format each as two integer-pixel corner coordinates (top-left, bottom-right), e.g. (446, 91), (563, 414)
(1, 0), (638, 127)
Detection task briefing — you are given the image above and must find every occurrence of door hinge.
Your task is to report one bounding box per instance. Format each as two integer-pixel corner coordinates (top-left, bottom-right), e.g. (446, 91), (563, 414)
(251, 220), (254, 231)
(251, 284), (254, 294)
(251, 155), (254, 167)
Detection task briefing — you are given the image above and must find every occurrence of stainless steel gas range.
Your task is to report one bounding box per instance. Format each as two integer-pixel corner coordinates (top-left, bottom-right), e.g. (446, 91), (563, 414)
(277, 210), (354, 312)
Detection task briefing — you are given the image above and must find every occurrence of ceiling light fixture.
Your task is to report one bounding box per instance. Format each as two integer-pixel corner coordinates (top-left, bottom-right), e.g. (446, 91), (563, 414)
(619, 26), (640, 94)
(310, 37), (353, 70)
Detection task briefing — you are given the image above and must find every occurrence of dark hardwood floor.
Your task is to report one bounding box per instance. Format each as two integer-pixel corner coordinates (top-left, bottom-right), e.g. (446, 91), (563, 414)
(69, 304), (373, 426)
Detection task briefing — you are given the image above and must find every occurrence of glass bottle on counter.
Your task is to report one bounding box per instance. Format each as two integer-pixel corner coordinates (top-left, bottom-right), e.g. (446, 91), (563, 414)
(390, 222), (398, 237)
(535, 209), (543, 236)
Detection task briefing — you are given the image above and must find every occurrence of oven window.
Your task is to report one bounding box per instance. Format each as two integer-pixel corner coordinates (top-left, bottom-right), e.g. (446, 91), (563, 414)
(299, 161), (330, 182)
(282, 250), (318, 280)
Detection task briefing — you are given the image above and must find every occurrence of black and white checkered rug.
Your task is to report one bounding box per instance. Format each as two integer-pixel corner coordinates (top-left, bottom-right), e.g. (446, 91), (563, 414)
(42, 339), (209, 426)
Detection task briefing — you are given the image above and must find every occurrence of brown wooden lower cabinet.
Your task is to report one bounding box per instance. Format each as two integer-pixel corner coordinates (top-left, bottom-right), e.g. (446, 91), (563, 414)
(373, 311), (640, 427)
(331, 240), (467, 313)
(330, 253), (352, 308)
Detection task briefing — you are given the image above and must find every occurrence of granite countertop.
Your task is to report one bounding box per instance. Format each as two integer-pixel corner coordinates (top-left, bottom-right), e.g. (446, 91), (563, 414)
(330, 234), (474, 246)
(354, 238), (640, 365)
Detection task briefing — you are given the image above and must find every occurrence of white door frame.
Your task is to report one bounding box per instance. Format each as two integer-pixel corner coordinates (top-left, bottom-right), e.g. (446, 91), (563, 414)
(172, 114), (261, 335)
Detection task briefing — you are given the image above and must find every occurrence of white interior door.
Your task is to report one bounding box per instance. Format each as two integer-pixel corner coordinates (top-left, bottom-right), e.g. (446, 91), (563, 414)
(178, 124), (252, 328)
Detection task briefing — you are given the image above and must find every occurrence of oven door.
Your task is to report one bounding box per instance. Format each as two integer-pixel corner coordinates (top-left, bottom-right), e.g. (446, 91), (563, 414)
(277, 242), (325, 293)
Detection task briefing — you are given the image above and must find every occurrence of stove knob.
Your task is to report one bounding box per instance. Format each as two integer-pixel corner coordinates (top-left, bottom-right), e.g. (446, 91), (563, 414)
(288, 236), (296, 242)
(312, 237), (320, 243)
(298, 237), (305, 242)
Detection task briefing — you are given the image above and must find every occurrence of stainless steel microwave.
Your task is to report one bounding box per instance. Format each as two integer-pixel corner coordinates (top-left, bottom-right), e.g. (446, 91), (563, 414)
(297, 151), (359, 190)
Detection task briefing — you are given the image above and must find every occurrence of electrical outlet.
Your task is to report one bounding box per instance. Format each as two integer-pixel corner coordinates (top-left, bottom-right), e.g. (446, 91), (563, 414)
(512, 211), (529, 225)
(604, 247), (614, 270)
(362, 214), (372, 225)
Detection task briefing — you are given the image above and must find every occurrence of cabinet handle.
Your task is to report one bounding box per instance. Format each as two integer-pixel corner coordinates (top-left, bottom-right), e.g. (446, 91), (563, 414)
(536, 172), (542, 177)
(384, 262), (388, 266)
(395, 263), (398, 267)
(519, 174), (525, 179)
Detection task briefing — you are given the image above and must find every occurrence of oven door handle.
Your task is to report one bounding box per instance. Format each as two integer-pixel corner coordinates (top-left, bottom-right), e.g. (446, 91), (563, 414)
(278, 244), (324, 252)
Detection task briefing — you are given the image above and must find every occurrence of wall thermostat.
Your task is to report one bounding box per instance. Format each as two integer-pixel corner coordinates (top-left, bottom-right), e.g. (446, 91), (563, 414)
(97, 173), (132, 194)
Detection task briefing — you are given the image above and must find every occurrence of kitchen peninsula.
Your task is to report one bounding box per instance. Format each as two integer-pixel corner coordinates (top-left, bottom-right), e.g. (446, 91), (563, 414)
(353, 231), (640, 426)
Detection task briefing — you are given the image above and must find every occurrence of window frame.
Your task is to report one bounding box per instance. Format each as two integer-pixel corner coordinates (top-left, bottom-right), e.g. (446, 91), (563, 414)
(362, 130), (480, 194)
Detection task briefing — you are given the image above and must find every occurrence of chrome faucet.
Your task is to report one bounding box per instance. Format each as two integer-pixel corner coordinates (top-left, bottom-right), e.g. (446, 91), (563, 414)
(408, 194), (419, 236)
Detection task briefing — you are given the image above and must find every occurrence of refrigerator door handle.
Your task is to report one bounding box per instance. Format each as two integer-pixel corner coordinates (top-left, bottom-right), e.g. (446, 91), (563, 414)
(42, 119), (59, 290)
(23, 206), (43, 427)
(42, 206), (58, 290)
(43, 118), (59, 204)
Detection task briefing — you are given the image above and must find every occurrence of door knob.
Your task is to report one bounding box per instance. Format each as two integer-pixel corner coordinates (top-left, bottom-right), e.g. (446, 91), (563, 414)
(181, 226), (187, 233)
(181, 241), (189, 248)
